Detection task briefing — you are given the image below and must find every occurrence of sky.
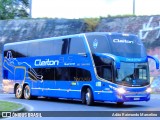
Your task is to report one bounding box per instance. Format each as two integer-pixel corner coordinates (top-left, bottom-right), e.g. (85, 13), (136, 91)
(32, 0), (160, 19)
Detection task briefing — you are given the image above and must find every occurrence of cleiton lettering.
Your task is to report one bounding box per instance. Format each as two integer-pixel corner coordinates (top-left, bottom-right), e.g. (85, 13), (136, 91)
(113, 39), (134, 44)
(34, 59), (59, 66)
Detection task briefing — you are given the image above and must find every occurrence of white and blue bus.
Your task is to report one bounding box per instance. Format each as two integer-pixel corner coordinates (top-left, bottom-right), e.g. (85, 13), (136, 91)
(2, 32), (159, 105)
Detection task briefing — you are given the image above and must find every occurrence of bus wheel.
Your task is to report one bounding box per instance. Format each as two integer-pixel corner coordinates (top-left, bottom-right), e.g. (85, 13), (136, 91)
(82, 91), (86, 104)
(15, 85), (23, 99)
(117, 102), (124, 106)
(24, 85), (31, 100)
(85, 88), (94, 106)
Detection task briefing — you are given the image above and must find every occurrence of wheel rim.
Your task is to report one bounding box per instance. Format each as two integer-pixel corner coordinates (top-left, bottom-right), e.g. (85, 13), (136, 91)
(24, 87), (30, 99)
(16, 86), (22, 98)
(86, 92), (90, 104)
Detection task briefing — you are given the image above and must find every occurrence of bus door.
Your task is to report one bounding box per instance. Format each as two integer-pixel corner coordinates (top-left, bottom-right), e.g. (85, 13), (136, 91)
(96, 64), (114, 101)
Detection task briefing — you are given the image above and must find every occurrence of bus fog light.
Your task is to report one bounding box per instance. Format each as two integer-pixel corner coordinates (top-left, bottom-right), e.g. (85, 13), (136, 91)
(117, 94), (123, 99)
(117, 88), (126, 94)
(146, 88), (152, 93)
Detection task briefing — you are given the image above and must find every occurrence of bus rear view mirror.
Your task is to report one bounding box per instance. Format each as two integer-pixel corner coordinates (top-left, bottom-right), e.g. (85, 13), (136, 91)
(147, 56), (159, 69)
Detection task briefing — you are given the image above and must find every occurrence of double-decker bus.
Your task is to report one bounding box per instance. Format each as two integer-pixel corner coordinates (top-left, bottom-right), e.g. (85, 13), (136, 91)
(2, 32), (159, 105)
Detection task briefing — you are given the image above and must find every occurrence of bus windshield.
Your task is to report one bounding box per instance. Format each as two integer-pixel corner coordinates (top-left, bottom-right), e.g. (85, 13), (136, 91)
(86, 34), (146, 58)
(115, 62), (149, 87)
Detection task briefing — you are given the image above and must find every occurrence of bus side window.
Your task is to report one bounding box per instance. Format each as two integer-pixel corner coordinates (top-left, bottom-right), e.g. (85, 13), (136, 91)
(103, 66), (112, 81)
(96, 66), (112, 82)
(72, 68), (91, 81)
(69, 37), (86, 54)
(69, 67), (76, 81)
(87, 35), (111, 54)
(28, 42), (40, 57)
(4, 45), (17, 58)
(15, 44), (28, 58)
(55, 68), (70, 81)
(38, 39), (65, 56)
(61, 39), (69, 54)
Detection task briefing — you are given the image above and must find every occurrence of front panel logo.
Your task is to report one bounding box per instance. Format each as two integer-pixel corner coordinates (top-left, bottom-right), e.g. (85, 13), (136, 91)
(113, 39), (134, 44)
(34, 59), (59, 66)
(93, 39), (98, 49)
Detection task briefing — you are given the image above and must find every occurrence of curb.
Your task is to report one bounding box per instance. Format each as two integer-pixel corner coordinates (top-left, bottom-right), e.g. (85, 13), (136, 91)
(13, 104), (26, 112)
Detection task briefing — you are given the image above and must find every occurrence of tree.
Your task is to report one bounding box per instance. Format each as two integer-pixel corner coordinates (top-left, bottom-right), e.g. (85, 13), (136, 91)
(0, 0), (29, 20)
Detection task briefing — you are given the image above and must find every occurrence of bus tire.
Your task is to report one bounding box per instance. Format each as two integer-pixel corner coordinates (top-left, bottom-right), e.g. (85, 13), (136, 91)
(82, 88), (94, 106)
(117, 102), (124, 106)
(24, 85), (31, 100)
(82, 91), (86, 104)
(15, 85), (23, 99)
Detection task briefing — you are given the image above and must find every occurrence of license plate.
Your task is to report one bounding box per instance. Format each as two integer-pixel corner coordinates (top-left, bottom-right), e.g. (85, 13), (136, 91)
(134, 98), (140, 100)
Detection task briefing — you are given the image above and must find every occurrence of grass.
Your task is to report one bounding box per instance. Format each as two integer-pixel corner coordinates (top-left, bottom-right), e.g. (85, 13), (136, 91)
(0, 100), (23, 111)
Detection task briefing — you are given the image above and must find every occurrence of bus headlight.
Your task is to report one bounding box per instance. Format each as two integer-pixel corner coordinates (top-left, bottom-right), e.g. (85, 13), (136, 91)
(146, 87), (152, 93)
(117, 88), (126, 94)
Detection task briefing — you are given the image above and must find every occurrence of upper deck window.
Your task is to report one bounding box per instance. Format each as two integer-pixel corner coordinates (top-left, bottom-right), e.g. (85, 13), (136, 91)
(86, 34), (147, 58)
(109, 34), (146, 58)
(4, 44), (28, 58)
(69, 37), (86, 54)
(4, 36), (86, 58)
(86, 35), (111, 53)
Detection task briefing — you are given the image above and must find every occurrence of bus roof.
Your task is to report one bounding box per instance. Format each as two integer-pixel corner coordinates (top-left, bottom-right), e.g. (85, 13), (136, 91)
(4, 32), (137, 46)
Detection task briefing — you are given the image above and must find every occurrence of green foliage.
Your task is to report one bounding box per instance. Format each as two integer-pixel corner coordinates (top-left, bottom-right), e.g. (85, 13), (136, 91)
(0, 0), (29, 20)
(83, 18), (100, 32)
(0, 100), (22, 111)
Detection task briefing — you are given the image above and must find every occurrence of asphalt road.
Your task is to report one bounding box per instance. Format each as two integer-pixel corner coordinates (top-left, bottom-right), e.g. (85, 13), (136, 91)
(0, 94), (160, 120)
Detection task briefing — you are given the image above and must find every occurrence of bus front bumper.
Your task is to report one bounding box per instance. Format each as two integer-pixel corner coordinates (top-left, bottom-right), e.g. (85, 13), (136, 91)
(116, 93), (150, 102)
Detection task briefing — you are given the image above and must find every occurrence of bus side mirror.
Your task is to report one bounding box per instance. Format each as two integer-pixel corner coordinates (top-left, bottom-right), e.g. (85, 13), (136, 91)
(147, 56), (159, 69)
